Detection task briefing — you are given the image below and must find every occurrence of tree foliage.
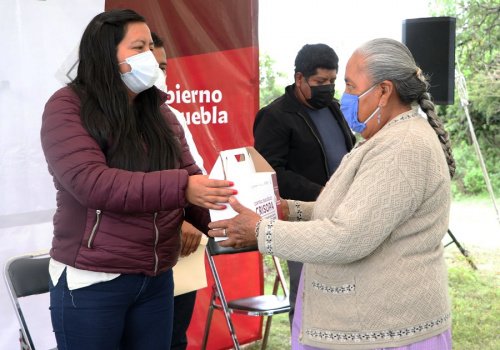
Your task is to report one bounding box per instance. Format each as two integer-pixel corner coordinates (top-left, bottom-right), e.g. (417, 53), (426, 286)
(431, 0), (499, 195)
(259, 53), (286, 108)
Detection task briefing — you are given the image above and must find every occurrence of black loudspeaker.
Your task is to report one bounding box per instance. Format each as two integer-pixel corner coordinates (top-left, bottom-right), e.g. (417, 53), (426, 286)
(402, 17), (456, 105)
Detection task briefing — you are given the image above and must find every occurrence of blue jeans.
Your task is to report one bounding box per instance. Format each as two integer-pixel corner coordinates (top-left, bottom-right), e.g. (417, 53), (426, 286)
(50, 269), (174, 350)
(171, 291), (197, 350)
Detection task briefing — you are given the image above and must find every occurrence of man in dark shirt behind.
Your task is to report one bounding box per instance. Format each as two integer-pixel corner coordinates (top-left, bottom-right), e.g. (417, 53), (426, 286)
(253, 43), (356, 328)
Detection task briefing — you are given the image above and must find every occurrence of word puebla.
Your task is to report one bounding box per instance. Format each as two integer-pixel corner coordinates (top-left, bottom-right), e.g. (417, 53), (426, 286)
(165, 83), (228, 125)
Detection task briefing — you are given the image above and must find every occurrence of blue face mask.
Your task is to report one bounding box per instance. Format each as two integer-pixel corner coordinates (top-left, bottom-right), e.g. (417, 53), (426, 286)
(119, 51), (159, 94)
(340, 85), (380, 133)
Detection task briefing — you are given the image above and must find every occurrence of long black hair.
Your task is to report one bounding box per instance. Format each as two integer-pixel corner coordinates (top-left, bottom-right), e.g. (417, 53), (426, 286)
(71, 9), (180, 171)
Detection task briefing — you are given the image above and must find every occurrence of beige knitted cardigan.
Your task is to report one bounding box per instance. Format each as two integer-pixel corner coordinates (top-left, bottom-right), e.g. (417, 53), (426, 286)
(257, 109), (452, 349)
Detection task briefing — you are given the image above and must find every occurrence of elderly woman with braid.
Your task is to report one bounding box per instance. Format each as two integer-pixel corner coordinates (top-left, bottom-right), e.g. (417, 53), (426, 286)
(209, 38), (455, 350)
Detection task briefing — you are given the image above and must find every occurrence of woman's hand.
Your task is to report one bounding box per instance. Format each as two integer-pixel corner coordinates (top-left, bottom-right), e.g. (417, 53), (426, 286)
(180, 221), (202, 257)
(208, 197), (261, 249)
(186, 175), (235, 210)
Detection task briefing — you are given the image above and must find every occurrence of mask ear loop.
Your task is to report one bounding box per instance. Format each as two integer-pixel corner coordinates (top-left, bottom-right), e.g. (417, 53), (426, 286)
(361, 84), (382, 125)
(358, 84), (378, 98)
(363, 106), (380, 126)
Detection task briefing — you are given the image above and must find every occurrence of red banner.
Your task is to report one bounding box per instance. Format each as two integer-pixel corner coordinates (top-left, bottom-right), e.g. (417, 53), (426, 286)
(164, 46), (257, 167)
(106, 1), (261, 349)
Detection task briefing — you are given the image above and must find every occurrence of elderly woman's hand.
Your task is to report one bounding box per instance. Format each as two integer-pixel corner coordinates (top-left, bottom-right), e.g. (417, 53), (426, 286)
(208, 197), (261, 249)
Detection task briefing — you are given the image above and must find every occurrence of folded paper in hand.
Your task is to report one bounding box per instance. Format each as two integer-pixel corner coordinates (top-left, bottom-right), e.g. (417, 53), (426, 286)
(173, 235), (208, 296)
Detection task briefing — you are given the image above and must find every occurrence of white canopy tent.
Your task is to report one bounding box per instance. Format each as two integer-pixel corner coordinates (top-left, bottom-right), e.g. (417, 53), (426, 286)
(0, 1), (104, 348)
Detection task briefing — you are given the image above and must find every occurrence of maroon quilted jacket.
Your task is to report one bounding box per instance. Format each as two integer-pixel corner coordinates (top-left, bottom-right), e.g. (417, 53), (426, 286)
(41, 86), (209, 276)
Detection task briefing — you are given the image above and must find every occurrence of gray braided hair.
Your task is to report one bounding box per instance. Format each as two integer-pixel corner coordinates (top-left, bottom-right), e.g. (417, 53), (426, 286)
(356, 38), (455, 178)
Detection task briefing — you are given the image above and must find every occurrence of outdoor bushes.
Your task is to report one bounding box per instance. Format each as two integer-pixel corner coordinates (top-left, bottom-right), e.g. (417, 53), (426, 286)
(451, 141), (499, 198)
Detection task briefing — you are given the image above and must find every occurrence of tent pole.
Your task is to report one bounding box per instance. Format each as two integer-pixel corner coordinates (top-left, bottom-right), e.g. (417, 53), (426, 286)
(455, 66), (500, 224)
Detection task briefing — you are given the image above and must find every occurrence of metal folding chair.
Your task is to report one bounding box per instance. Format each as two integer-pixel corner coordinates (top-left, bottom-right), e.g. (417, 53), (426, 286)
(201, 239), (290, 350)
(4, 250), (55, 350)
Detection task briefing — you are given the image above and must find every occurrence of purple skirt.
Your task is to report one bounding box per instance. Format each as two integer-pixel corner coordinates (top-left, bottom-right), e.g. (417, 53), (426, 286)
(291, 271), (452, 350)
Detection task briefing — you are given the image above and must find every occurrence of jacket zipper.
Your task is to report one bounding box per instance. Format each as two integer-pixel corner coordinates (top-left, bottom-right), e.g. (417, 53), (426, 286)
(88, 209), (101, 248)
(297, 112), (330, 177)
(153, 212), (159, 274)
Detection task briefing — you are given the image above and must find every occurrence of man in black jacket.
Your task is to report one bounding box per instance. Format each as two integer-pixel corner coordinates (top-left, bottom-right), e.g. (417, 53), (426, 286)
(253, 43), (355, 327)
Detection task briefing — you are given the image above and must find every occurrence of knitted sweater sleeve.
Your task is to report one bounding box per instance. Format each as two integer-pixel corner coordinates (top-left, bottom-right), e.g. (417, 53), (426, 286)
(258, 133), (421, 264)
(286, 199), (314, 222)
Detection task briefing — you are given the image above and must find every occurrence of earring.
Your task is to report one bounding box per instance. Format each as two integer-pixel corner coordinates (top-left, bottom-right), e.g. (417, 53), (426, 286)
(377, 106), (382, 124)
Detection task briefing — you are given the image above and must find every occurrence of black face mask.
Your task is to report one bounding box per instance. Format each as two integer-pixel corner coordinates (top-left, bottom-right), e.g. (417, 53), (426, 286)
(306, 83), (335, 109)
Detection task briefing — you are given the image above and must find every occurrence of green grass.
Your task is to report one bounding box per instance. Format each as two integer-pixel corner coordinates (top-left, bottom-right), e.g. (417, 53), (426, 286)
(446, 250), (500, 350)
(244, 250), (499, 350)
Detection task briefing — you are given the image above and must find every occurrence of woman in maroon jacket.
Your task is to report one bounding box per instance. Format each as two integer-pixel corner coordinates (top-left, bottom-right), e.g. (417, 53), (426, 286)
(40, 9), (233, 350)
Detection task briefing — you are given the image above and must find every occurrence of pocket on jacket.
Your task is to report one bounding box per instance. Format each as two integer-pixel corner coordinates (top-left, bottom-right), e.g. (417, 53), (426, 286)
(82, 209), (102, 249)
(308, 266), (356, 296)
(304, 268), (359, 325)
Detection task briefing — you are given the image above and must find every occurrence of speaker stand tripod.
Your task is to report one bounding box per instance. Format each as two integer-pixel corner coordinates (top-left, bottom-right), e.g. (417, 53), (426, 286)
(444, 229), (477, 270)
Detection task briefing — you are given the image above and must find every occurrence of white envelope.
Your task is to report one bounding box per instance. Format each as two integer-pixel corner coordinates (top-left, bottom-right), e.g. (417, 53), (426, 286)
(173, 235), (208, 296)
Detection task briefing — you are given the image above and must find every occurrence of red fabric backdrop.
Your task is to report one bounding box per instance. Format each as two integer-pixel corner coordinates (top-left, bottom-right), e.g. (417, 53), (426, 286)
(106, 1), (261, 349)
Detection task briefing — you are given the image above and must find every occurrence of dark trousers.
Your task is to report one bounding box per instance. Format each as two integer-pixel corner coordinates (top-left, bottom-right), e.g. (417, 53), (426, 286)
(287, 260), (303, 326)
(171, 291), (197, 350)
(50, 269), (174, 350)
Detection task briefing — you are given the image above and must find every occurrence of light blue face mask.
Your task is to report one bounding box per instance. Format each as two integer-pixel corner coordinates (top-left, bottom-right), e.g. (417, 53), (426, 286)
(119, 51), (159, 94)
(340, 85), (380, 133)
